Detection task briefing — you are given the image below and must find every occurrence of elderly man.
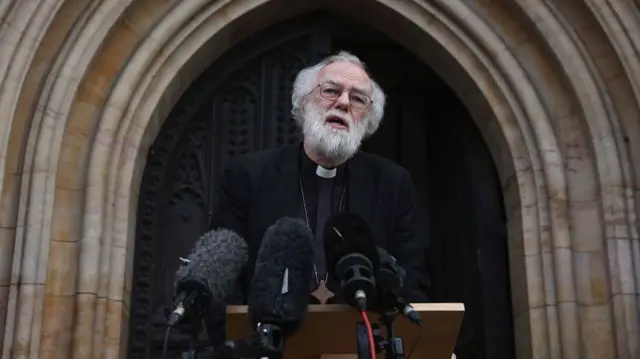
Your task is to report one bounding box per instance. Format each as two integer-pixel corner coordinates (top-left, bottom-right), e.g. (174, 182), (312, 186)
(210, 51), (430, 305)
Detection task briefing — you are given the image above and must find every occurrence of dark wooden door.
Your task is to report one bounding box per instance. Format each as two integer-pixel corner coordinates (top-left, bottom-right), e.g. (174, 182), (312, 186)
(127, 12), (515, 359)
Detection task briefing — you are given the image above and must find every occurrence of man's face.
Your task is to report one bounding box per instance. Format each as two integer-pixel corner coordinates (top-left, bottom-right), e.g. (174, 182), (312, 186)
(301, 62), (373, 164)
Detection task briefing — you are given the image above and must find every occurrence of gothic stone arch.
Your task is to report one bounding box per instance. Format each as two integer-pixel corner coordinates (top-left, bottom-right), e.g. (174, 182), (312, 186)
(0, 1), (639, 359)
(129, 12), (513, 358)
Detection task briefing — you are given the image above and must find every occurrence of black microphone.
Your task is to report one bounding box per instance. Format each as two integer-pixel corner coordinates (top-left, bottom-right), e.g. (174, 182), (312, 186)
(376, 247), (422, 325)
(246, 217), (315, 356)
(323, 212), (379, 311)
(168, 228), (249, 327)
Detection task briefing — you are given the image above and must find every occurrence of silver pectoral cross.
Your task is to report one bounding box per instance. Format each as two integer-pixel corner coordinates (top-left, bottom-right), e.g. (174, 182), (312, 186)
(311, 280), (335, 304)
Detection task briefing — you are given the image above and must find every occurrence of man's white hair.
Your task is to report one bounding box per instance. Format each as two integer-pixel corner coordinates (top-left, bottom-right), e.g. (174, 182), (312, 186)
(290, 51), (386, 138)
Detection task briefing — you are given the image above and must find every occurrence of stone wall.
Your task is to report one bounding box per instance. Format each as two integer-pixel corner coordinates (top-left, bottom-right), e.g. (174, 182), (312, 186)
(0, 0), (638, 358)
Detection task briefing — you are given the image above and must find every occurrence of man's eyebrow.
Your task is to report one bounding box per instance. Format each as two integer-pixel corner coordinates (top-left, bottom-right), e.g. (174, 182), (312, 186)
(322, 79), (342, 87)
(323, 79), (370, 95)
(351, 86), (370, 95)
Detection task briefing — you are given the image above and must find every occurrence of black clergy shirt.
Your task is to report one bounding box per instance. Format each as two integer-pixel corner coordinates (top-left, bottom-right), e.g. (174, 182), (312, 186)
(298, 147), (347, 304)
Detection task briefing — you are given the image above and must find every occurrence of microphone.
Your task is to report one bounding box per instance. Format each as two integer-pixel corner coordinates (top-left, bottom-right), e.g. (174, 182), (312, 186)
(168, 228), (248, 327)
(376, 247), (422, 325)
(246, 217), (314, 355)
(323, 212), (379, 311)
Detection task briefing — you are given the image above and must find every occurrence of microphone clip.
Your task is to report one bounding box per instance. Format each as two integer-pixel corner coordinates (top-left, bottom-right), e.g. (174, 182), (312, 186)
(377, 289), (422, 326)
(357, 312), (407, 359)
(255, 322), (285, 356)
(201, 324), (285, 359)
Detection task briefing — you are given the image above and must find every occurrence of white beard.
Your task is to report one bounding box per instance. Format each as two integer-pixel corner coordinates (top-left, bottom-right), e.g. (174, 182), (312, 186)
(301, 103), (368, 166)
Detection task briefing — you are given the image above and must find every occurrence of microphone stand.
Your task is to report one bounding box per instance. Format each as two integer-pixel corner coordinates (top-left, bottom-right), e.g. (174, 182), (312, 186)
(380, 312), (405, 359)
(186, 318), (202, 359)
(357, 310), (405, 359)
(195, 323), (285, 359)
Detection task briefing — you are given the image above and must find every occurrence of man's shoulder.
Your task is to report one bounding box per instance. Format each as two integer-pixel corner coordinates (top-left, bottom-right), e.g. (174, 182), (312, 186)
(230, 148), (282, 164)
(355, 151), (409, 179)
(225, 146), (293, 172)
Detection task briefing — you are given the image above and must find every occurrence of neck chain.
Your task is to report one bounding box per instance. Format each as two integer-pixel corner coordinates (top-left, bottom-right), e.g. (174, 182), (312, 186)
(299, 176), (346, 284)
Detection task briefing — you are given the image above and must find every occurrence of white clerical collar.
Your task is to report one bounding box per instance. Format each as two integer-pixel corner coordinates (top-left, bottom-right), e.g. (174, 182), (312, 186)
(316, 165), (337, 178)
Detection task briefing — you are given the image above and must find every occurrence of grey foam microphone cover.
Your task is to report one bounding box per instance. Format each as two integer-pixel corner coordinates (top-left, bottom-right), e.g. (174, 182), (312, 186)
(248, 217), (314, 336)
(174, 228), (249, 305)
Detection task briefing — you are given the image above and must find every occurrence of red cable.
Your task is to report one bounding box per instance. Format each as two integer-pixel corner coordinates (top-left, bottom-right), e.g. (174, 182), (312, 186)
(360, 310), (376, 359)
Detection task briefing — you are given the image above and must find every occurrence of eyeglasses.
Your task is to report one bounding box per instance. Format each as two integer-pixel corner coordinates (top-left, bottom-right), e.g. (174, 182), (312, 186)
(312, 82), (372, 110)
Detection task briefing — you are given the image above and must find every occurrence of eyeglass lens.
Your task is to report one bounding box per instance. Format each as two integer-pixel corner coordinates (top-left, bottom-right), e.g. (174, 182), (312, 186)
(319, 83), (370, 109)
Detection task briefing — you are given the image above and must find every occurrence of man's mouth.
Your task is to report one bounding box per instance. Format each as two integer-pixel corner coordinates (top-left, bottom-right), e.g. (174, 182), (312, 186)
(325, 115), (349, 130)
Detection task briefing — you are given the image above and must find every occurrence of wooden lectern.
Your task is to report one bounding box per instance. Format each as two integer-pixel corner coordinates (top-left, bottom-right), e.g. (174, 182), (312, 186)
(226, 303), (464, 359)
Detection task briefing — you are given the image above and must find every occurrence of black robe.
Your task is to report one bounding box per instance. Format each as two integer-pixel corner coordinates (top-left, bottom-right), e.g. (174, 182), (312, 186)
(206, 144), (430, 342)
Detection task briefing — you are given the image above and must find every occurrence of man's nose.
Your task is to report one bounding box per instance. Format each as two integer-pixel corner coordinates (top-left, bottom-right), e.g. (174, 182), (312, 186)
(334, 91), (350, 110)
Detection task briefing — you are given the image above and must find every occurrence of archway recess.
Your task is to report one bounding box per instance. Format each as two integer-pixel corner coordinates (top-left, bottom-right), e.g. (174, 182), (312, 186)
(0, 1), (638, 359)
